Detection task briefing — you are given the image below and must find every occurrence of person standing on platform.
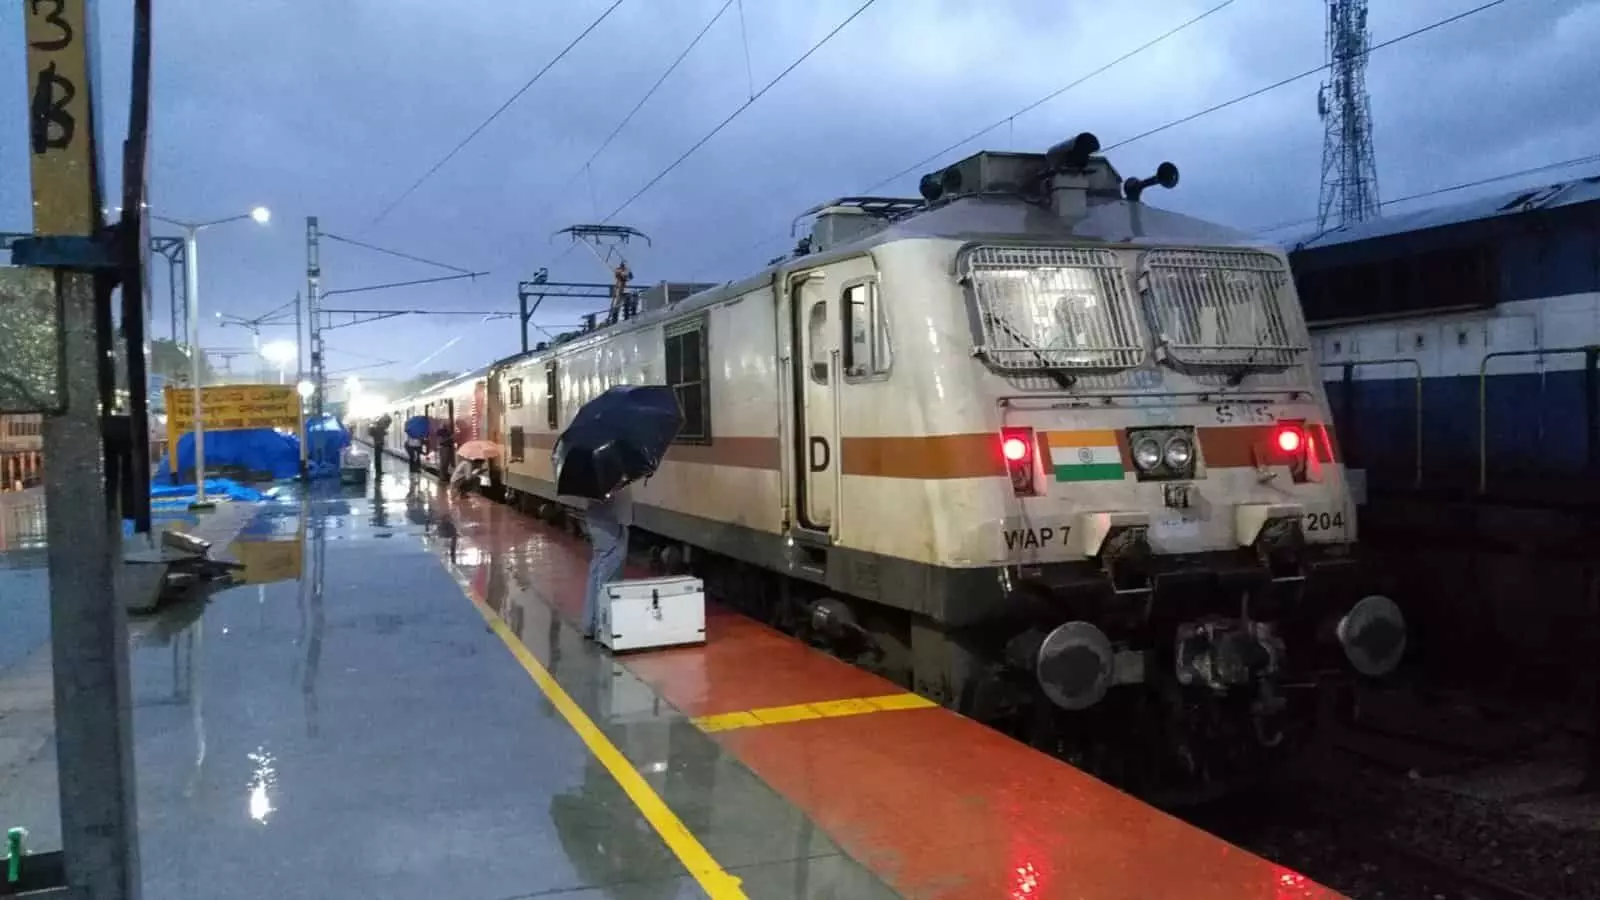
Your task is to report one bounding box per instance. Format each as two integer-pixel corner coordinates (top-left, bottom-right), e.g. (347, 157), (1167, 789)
(582, 482), (633, 643)
(366, 414), (391, 481)
(437, 423), (455, 479)
(404, 432), (423, 474)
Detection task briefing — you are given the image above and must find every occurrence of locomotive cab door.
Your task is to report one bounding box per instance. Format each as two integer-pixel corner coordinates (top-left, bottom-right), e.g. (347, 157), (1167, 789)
(790, 270), (838, 535)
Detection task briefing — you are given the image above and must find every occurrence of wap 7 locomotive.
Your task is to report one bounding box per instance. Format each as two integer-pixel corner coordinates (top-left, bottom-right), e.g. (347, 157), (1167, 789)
(393, 133), (1407, 798)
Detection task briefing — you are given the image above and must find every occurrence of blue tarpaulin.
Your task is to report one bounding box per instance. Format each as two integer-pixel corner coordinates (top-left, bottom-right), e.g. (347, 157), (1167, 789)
(155, 416), (352, 485)
(305, 415), (351, 471)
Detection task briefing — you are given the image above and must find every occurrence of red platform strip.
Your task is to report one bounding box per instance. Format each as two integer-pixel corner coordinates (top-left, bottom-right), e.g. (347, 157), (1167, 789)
(444, 492), (1338, 900)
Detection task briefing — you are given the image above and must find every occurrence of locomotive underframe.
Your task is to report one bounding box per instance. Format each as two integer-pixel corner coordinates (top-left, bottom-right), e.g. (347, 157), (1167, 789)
(481, 468), (1394, 801)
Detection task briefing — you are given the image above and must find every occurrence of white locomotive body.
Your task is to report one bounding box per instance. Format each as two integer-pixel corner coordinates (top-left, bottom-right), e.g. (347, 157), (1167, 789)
(388, 134), (1406, 797)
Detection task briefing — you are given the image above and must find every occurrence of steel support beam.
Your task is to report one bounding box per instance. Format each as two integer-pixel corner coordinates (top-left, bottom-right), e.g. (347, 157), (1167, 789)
(515, 275), (629, 353)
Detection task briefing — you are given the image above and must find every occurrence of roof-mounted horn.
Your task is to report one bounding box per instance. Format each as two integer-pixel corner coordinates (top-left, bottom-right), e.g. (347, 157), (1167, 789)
(1123, 162), (1180, 203)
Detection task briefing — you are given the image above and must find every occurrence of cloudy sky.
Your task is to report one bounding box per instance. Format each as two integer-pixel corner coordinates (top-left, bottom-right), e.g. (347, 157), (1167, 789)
(2, 0), (1597, 388)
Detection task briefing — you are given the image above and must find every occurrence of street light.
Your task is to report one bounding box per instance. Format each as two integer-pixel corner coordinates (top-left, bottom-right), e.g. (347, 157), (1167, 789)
(261, 340), (296, 384)
(151, 206), (273, 510)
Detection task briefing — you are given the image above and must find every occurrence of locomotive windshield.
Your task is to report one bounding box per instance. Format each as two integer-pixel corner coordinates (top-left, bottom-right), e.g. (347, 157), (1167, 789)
(1140, 248), (1308, 370)
(963, 246), (1146, 372)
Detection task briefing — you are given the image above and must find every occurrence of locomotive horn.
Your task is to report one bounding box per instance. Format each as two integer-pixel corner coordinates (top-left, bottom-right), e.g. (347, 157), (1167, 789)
(1123, 162), (1181, 202)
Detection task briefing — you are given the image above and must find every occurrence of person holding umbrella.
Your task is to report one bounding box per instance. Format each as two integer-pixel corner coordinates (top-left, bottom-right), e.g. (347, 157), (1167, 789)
(366, 414), (393, 480)
(452, 440), (500, 496)
(402, 414), (429, 475)
(582, 483), (633, 640)
(552, 385), (684, 643)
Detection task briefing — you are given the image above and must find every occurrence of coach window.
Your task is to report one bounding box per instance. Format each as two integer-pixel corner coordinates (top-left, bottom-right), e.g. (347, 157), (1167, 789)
(507, 378), (524, 409)
(544, 364), (559, 429)
(807, 301), (831, 385)
(842, 280), (891, 379)
(665, 319), (710, 442)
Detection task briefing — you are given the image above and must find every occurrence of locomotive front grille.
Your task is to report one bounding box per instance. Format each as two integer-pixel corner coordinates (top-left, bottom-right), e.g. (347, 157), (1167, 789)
(1139, 248), (1307, 370)
(962, 245), (1146, 373)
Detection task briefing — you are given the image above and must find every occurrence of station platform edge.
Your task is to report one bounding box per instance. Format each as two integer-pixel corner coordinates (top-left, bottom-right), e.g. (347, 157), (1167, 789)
(436, 484), (1337, 900)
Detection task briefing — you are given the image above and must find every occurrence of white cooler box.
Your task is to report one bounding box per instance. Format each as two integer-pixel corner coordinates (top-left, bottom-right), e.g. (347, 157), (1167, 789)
(598, 575), (706, 652)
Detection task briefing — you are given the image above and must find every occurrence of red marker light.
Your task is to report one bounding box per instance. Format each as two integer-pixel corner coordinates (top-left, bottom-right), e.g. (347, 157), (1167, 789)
(1002, 436), (1030, 462)
(1275, 426), (1303, 454)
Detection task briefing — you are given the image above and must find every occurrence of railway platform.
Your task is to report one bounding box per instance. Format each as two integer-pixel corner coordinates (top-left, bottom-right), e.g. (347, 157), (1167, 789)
(423, 476), (1337, 899)
(4, 472), (1338, 898)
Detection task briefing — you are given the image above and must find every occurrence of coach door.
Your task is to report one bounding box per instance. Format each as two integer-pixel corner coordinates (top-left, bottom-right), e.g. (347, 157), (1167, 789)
(790, 270), (838, 534)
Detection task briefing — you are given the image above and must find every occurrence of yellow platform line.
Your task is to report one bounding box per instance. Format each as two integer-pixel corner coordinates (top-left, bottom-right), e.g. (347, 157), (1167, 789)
(458, 585), (747, 899)
(692, 692), (938, 734)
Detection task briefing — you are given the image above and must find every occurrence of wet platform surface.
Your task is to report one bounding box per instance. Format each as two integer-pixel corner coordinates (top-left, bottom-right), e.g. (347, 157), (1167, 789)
(3, 467), (1340, 898)
(121, 477), (900, 899)
(436, 475), (1338, 900)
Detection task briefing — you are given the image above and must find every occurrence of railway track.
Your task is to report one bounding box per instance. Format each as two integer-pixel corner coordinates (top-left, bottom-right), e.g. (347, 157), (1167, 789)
(1185, 727), (1593, 900)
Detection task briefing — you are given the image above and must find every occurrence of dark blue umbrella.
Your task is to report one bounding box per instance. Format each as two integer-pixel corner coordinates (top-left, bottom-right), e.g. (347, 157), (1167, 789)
(403, 415), (430, 440)
(553, 385), (683, 500)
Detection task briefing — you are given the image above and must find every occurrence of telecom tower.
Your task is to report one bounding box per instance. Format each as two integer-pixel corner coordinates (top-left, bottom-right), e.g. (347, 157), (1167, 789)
(1316, 0), (1381, 231)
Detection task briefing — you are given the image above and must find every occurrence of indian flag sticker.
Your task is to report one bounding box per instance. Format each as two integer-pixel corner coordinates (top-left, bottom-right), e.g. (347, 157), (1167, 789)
(1045, 430), (1126, 482)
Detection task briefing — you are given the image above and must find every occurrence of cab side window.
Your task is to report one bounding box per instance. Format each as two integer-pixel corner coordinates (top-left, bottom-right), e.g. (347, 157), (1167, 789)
(842, 281), (891, 379)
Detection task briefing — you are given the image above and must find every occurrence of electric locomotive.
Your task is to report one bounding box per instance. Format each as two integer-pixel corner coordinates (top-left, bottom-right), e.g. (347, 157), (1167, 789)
(383, 132), (1407, 800)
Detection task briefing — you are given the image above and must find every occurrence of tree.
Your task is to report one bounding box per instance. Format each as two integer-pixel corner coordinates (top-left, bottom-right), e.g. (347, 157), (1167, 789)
(148, 338), (214, 385)
(397, 370), (457, 397)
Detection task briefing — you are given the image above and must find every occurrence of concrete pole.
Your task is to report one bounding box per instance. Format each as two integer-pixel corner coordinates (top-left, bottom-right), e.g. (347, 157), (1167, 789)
(295, 290), (307, 476)
(184, 225), (211, 509)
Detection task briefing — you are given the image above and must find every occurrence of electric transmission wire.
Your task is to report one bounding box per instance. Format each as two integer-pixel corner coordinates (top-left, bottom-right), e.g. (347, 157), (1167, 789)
(548, 0), (739, 216)
(687, 0), (1240, 278)
(1253, 151), (1600, 235)
(858, 0), (1239, 195)
(323, 232), (478, 274)
(366, 0), (628, 228)
(596, 0), (883, 225)
(1104, 0), (1513, 152)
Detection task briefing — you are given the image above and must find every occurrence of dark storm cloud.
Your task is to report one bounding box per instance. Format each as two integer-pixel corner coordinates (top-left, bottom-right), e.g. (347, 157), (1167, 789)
(2, 0), (1596, 384)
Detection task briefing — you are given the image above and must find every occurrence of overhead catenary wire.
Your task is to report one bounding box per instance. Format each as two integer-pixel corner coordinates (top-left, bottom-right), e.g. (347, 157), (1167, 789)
(1252, 151), (1600, 235)
(320, 272), (485, 298)
(858, 0), (1239, 195)
(736, 0), (756, 100)
(687, 0), (1240, 279)
(548, 0), (740, 218)
(322, 232), (478, 275)
(1104, 0), (1513, 151)
(689, 0), (1518, 281)
(596, 0), (884, 226)
(366, 0), (628, 228)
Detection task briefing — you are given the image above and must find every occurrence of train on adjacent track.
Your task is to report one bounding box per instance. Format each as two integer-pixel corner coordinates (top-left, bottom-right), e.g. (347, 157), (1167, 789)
(1287, 173), (1600, 502)
(371, 133), (1408, 801)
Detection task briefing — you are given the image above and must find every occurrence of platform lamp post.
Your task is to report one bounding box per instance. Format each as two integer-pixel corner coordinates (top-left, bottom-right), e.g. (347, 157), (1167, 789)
(261, 340), (296, 384)
(152, 206), (273, 509)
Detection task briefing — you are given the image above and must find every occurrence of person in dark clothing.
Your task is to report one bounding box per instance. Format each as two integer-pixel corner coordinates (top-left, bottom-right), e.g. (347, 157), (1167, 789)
(436, 424), (455, 477)
(366, 415), (392, 480)
(404, 434), (423, 474)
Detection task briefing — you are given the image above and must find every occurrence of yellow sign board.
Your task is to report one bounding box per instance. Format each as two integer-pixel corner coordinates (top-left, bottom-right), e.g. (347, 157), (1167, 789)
(164, 384), (303, 452)
(25, 0), (99, 236)
(228, 536), (305, 586)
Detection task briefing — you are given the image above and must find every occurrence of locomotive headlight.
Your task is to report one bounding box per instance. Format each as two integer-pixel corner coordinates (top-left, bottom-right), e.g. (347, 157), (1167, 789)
(1132, 438), (1162, 470)
(1163, 436), (1194, 469)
